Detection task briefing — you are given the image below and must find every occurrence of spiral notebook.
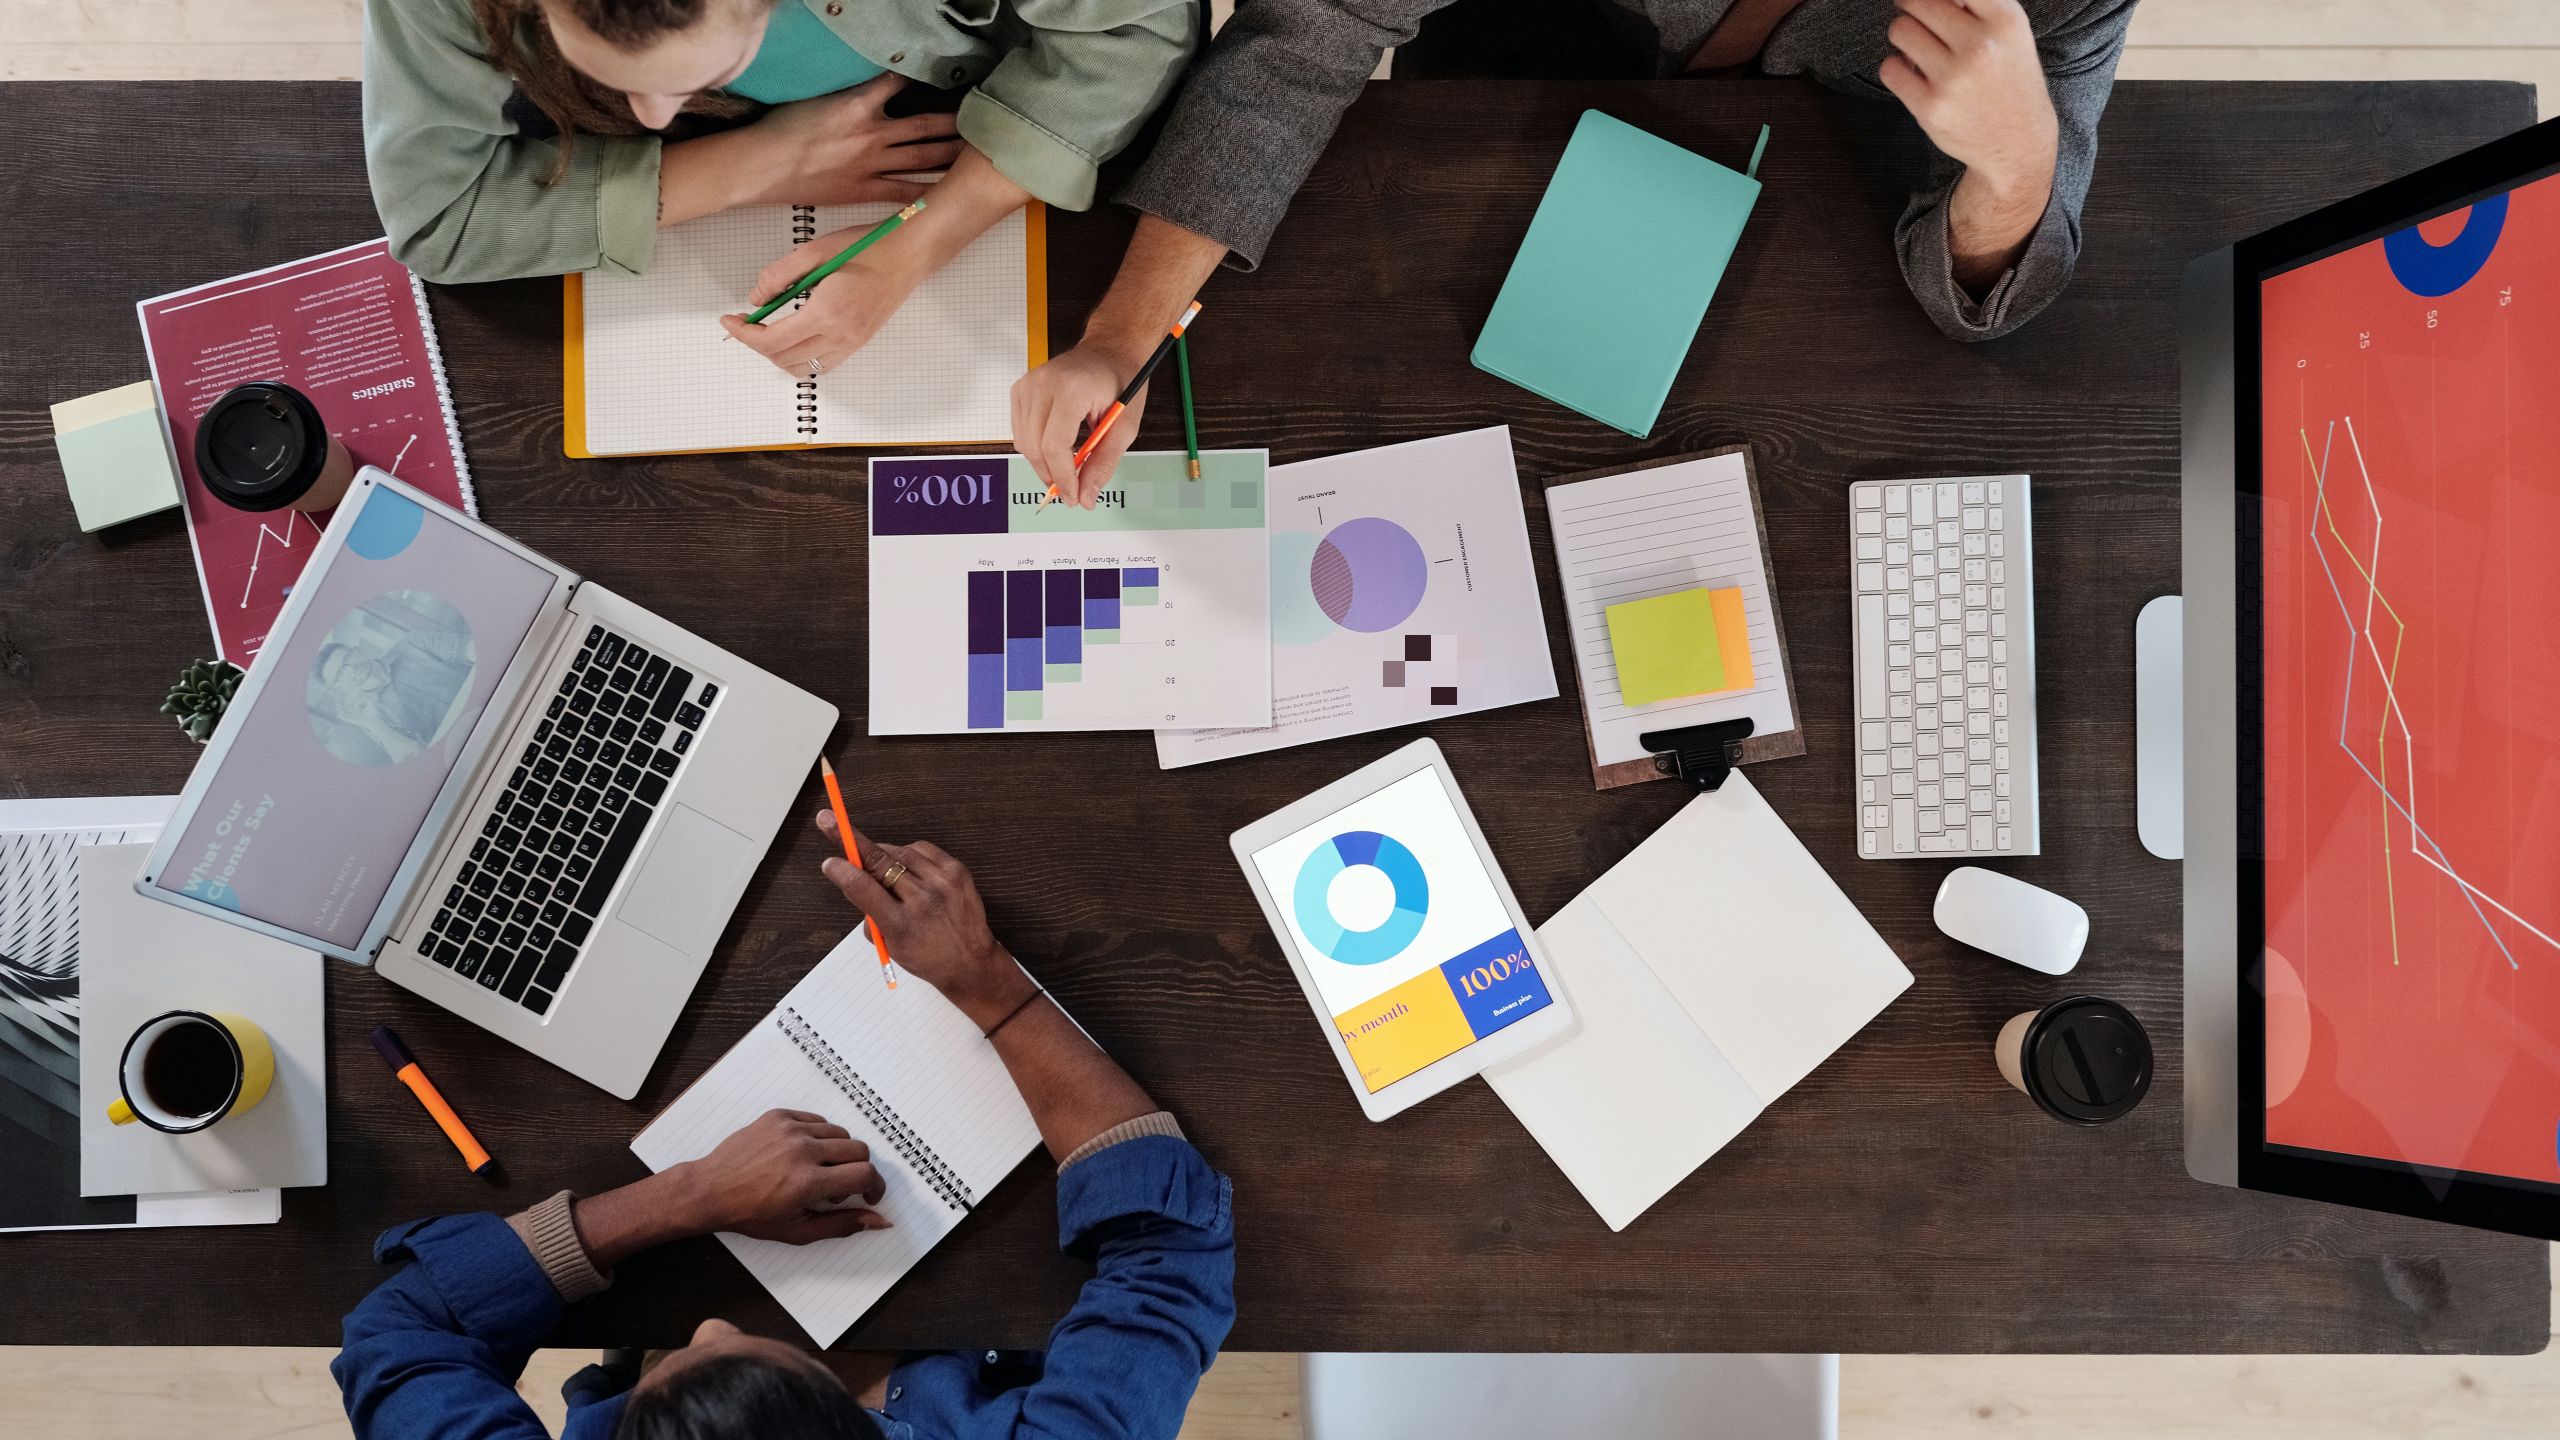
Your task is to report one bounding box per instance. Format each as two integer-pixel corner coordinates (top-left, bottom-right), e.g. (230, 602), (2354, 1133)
(564, 202), (1047, 457)
(630, 933), (1044, 1344)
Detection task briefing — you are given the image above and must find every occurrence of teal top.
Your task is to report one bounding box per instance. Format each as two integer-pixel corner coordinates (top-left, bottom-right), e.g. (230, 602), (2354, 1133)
(726, 1), (888, 105)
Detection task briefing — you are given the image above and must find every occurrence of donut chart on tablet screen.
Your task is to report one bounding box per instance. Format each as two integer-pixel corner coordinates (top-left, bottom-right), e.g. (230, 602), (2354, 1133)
(1292, 830), (1430, 966)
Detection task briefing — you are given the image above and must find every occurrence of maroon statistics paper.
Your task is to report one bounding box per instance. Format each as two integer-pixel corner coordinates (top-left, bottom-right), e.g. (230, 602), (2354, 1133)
(138, 239), (476, 665)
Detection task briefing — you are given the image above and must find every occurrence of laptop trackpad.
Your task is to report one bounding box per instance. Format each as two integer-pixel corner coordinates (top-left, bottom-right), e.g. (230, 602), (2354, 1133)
(618, 806), (757, 956)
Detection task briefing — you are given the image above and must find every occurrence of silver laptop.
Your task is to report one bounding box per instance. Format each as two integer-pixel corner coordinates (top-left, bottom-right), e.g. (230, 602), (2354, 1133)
(137, 469), (836, 1098)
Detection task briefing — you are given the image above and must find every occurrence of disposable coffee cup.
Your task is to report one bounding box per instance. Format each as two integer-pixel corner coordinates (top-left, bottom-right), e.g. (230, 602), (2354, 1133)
(1993, 995), (2151, 1125)
(195, 381), (356, 513)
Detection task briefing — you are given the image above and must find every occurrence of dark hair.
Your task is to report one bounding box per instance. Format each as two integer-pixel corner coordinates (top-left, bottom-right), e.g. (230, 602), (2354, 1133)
(616, 1353), (881, 1440)
(468, 0), (764, 183)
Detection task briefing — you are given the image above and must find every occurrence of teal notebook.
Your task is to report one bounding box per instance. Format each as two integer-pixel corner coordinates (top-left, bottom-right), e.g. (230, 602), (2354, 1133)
(1472, 111), (1765, 439)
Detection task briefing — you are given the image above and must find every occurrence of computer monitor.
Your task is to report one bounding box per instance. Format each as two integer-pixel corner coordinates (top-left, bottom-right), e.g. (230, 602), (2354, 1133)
(2181, 117), (2560, 1239)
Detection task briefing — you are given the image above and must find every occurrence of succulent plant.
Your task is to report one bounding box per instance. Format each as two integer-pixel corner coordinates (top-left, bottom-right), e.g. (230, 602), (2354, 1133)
(161, 658), (245, 744)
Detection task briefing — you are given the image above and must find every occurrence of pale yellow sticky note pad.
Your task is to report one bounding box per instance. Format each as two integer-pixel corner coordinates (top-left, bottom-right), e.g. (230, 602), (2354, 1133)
(1605, 587), (1726, 706)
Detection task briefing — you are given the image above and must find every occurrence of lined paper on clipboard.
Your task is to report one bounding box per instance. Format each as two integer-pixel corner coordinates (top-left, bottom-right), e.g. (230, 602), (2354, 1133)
(1544, 447), (1803, 788)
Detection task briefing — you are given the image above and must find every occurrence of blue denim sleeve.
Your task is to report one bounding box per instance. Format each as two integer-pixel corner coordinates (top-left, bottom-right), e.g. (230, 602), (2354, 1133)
(972, 1135), (1238, 1440)
(332, 1212), (566, 1440)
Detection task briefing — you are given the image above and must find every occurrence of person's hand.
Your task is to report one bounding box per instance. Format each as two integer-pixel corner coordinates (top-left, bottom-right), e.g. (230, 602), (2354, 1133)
(675, 1108), (893, 1243)
(737, 74), (963, 209)
(815, 813), (1037, 1029)
(1012, 342), (1150, 509)
(1879, 0), (2058, 201)
(720, 235), (926, 377)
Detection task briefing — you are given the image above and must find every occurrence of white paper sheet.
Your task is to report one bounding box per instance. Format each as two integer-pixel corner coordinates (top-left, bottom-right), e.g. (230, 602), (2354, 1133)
(1156, 427), (1559, 767)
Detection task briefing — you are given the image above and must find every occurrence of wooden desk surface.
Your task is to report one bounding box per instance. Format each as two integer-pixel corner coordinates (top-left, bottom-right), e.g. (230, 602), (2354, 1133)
(0, 77), (2546, 1354)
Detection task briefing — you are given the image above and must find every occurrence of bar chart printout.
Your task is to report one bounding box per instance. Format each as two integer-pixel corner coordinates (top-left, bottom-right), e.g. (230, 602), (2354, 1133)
(967, 565), (1165, 727)
(870, 452), (1270, 734)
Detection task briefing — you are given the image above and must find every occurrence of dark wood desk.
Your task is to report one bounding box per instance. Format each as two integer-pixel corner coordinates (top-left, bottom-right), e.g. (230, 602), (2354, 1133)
(1, 78), (2546, 1355)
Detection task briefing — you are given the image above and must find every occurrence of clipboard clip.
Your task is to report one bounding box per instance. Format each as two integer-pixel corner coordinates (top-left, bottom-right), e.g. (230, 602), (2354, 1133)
(1639, 718), (1755, 793)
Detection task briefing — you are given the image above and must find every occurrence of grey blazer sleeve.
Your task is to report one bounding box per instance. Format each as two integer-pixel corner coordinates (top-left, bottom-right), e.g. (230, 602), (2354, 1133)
(1893, 0), (2134, 342)
(1116, 0), (1451, 269)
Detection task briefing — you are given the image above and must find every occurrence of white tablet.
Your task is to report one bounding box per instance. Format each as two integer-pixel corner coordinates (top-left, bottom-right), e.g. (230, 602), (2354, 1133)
(1231, 738), (1575, 1121)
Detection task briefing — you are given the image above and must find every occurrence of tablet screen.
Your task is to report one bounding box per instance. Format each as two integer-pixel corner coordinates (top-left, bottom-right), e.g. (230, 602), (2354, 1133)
(1249, 767), (1555, 1092)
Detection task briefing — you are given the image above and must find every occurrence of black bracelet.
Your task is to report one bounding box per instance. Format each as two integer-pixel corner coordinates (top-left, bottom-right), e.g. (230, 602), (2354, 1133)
(983, 987), (1047, 1040)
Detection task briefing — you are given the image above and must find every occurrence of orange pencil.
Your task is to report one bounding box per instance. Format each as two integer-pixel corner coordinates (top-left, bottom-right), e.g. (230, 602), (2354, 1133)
(819, 757), (898, 989)
(1045, 300), (1203, 503)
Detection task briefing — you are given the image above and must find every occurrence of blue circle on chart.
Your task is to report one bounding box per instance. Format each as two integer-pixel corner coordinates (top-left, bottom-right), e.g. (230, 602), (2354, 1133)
(346, 489), (427, 560)
(2384, 193), (2507, 297)
(1292, 830), (1430, 966)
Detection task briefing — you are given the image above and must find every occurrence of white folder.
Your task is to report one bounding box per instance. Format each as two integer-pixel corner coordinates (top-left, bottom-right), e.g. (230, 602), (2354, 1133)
(1486, 772), (1912, 1230)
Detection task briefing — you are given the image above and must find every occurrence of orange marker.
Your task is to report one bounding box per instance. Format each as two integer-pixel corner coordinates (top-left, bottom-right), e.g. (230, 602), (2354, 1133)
(1050, 300), (1204, 500)
(819, 757), (898, 989)
(370, 1026), (491, 1173)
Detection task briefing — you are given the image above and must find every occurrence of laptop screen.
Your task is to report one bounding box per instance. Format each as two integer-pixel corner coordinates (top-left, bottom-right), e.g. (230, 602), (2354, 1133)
(2253, 162), (2560, 1192)
(153, 487), (555, 949)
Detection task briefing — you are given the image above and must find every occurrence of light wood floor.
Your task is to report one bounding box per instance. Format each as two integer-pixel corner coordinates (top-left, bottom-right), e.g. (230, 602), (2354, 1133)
(3, 1), (2554, 1435)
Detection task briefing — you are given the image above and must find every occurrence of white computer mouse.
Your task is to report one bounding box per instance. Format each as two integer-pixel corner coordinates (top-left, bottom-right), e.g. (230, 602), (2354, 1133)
(1933, 866), (2089, 975)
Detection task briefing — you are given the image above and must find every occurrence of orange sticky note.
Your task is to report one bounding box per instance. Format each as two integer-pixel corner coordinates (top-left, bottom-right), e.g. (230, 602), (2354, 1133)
(1709, 586), (1753, 691)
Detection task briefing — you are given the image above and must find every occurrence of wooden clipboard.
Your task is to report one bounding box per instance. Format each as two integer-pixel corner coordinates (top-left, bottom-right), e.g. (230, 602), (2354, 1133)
(1540, 444), (1806, 790)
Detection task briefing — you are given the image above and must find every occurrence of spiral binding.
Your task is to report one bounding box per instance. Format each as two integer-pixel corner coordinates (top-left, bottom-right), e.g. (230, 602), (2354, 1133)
(790, 204), (822, 437)
(404, 268), (478, 515)
(776, 1008), (972, 1211)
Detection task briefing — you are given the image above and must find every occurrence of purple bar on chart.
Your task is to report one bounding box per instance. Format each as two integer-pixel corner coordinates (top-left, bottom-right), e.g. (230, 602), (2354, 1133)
(1006, 569), (1043, 692)
(1084, 565), (1120, 632)
(1046, 569), (1083, 666)
(1122, 566), (1159, 588)
(967, 570), (1004, 729)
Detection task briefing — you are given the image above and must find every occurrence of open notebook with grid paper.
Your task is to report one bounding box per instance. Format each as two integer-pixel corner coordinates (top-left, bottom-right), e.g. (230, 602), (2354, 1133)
(564, 202), (1046, 457)
(629, 932), (1043, 1345)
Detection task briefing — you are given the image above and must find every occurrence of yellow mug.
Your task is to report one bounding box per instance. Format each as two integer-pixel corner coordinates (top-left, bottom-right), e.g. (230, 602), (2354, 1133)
(105, 1010), (275, 1134)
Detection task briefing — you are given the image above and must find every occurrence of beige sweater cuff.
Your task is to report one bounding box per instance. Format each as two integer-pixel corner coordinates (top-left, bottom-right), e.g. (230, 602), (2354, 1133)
(1058, 1111), (1186, 1173)
(505, 1190), (611, 1304)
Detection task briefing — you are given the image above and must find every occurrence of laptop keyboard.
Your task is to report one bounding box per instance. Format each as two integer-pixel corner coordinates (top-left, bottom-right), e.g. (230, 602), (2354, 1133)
(415, 624), (719, 1015)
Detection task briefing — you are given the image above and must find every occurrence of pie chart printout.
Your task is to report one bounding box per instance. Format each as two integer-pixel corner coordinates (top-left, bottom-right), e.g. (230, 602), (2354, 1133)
(1310, 518), (1429, 633)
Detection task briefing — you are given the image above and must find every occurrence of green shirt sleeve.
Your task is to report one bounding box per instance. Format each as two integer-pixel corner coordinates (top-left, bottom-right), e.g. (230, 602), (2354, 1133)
(956, 0), (1197, 211)
(362, 0), (663, 283)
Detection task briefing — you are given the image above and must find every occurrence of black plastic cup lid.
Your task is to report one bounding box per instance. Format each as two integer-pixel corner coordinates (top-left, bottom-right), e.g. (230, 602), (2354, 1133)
(195, 381), (329, 511)
(2021, 996), (2152, 1125)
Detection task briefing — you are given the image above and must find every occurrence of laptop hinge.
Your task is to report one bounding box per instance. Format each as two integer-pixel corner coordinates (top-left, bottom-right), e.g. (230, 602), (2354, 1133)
(381, 599), (583, 950)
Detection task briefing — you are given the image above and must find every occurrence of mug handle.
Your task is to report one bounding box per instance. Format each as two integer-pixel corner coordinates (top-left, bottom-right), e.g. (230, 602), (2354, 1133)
(108, 1097), (140, 1126)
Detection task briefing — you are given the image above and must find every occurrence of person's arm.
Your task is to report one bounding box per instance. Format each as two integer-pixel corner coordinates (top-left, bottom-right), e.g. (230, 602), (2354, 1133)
(1010, 216), (1227, 508)
(814, 815), (1236, 1440)
(719, 146), (1032, 378)
(1013, 0), (1449, 506)
(1878, 0), (2134, 341)
(361, 0), (665, 283)
(333, 1111), (890, 1439)
(816, 813), (1157, 1158)
(362, 0), (957, 283)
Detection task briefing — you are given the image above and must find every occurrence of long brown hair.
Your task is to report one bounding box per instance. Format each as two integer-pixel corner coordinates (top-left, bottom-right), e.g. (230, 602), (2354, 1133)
(469, 0), (762, 183)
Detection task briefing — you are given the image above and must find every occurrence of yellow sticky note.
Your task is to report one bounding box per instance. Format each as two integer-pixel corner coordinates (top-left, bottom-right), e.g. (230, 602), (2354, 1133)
(1605, 587), (1726, 706)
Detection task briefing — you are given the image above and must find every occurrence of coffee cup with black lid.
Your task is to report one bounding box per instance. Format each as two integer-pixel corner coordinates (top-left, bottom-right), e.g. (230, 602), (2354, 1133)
(195, 381), (357, 514)
(1993, 995), (2152, 1125)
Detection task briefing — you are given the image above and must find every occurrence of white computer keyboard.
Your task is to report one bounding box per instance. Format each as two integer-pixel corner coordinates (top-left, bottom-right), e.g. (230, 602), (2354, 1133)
(1849, 475), (2039, 859)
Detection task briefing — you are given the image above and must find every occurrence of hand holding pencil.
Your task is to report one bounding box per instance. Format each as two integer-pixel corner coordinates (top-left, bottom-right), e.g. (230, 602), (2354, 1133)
(814, 810), (1033, 1029)
(1011, 298), (1203, 508)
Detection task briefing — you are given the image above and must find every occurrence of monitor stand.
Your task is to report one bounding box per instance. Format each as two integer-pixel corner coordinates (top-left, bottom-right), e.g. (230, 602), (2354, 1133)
(2136, 595), (2183, 861)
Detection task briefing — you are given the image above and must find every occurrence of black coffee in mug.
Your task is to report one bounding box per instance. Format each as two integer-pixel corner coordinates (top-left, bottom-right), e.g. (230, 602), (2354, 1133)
(140, 1018), (238, 1120)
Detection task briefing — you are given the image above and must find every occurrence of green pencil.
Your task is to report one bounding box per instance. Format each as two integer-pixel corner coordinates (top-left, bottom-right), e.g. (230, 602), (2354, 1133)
(1175, 334), (1200, 480)
(743, 200), (923, 326)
